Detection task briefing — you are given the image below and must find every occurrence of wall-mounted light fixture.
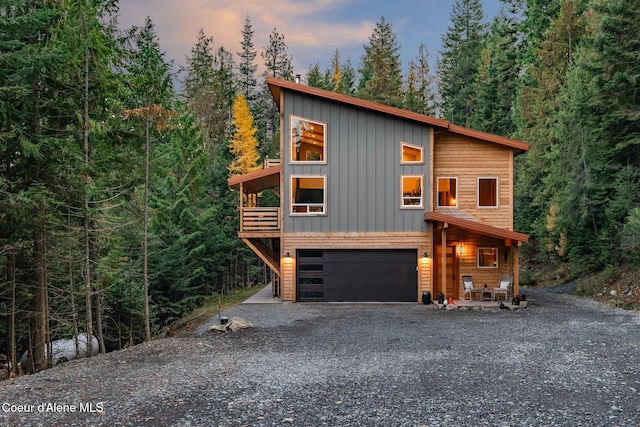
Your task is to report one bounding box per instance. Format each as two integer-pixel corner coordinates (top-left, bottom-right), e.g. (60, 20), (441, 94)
(458, 243), (464, 257)
(423, 251), (429, 258)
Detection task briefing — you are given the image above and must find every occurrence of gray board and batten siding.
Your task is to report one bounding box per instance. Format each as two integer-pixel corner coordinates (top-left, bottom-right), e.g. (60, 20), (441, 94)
(282, 91), (432, 233)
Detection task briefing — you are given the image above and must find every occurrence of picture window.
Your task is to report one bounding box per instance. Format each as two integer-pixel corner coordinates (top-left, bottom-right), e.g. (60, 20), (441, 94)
(290, 116), (326, 163)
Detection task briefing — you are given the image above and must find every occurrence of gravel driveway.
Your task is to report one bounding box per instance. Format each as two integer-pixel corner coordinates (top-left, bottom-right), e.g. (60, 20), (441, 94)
(2, 287), (640, 427)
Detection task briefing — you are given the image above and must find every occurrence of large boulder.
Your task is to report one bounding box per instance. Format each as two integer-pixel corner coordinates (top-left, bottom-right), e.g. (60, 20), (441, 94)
(209, 317), (253, 332)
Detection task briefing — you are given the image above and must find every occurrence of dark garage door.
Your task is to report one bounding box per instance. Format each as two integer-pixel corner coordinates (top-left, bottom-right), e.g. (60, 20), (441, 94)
(297, 249), (417, 302)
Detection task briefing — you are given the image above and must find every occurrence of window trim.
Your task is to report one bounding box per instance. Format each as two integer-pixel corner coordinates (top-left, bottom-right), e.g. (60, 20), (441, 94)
(400, 142), (424, 164)
(290, 174), (327, 216)
(436, 177), (458, 208)
(401, 175), (424, 209)
(289, 115), (327, 164)
(477, 247), (498, 269)
(477, 177), (499, 208)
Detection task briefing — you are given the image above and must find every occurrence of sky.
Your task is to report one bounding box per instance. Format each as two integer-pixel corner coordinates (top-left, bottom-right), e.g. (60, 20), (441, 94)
(117, 0), (505, 82)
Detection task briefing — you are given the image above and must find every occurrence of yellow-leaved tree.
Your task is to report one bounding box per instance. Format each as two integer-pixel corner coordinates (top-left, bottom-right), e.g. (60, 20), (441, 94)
(228, 94), (261, 176)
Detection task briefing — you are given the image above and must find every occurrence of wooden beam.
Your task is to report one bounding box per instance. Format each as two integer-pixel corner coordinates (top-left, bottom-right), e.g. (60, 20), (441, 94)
(514, 246), (520, 297)
(241, 238), (281, 276)
(441, 227), (447, 299)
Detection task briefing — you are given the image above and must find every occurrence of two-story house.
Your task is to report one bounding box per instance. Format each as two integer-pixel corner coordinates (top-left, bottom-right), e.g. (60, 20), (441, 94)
(228, 77), (529, 303)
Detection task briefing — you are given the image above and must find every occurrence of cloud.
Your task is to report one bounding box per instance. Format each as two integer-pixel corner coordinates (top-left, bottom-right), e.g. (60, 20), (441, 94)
(118, 0), (373, 74)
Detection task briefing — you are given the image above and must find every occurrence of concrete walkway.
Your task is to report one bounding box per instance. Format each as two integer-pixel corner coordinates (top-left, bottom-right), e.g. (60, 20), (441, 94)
(242, 284), (281, 304)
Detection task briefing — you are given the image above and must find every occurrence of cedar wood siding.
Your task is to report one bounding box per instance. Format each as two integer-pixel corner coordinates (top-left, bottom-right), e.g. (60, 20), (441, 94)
(433, 132), (518, 294)
(433, 132), (514, 230)
(282, 90), (432, 233)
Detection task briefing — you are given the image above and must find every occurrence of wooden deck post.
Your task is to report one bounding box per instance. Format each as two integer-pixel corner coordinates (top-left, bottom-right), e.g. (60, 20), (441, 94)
(441, 225), (447, 298)
(514, 245), (520, 297)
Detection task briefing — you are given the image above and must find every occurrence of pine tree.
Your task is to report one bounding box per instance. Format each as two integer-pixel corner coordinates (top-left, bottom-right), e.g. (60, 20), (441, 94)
(306, 63), (329, 89)
(437, 0), (487, 125)
(237, 16), (258, 103)
(337, 56), (357, 95)
(228, 94), (260, 176)
(261, 28), (294, 80)
(357, 16), (404, 107)
(554, 0), (640, 267)
(329, 49), (341, 92)
(259, 27), (293, 154)
(404, 43), (436, 115)
(471, 10), (519, 135)
(124, 16), (175, 342)
(514, 0), (587, 263)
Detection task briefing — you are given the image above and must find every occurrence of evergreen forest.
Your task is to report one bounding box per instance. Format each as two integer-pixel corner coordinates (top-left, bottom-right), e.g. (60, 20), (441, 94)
(1, 0), (639, 374)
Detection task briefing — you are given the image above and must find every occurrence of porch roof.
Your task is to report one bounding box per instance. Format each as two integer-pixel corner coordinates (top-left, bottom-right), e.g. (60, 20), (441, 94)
(228, 165), (281, 193)
(424, 211), (529, 244)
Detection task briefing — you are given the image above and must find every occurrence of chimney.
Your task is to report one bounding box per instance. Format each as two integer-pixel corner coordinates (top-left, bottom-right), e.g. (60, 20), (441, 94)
(295, 74), (301, 84)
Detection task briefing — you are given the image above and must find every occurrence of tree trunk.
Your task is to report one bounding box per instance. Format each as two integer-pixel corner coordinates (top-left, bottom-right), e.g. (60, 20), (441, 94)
(68, 204), (80, 359)
(8, 251), (17, 375)
(143, 115), (151, 341)
(30, 211), (49, 373)
(94, 292), (105, 353)
(83, 33), (94, 356)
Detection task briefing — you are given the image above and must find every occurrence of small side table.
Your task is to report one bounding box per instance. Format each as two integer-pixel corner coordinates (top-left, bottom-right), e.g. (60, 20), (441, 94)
(481, 289), (494, 301)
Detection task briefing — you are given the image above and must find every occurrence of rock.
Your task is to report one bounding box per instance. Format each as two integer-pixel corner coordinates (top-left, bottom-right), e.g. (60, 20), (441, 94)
(209, 317), (253, 333)
(610, 289), (617, 296)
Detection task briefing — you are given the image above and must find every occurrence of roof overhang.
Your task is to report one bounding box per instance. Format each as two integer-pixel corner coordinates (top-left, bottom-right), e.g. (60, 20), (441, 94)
(228, 165), (281, 193)
(424, 211), (529, 244)
(266, 77), (530, 155)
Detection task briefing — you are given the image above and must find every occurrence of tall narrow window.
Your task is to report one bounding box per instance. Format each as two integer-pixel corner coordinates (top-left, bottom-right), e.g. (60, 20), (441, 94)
(401, 142), (423, 164)
(290, 175), (326, 215)
(478, 178), (498, 207)
(437, 177), (457, 207)
(290, 116), (326, 163)
(401, 175), (423, 208)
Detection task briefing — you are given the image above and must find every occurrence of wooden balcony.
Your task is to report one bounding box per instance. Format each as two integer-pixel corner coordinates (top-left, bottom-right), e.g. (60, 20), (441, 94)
(240, 207), (281, 238)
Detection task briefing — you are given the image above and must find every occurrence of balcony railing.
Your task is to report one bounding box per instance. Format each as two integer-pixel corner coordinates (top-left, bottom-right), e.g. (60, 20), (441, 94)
(241, 207), (280, 232)
(264, 158), (280, 168)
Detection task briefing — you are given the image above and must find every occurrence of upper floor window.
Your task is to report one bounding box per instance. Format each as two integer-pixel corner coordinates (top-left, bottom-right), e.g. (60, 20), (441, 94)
(290, 116), (326, 163)
(478, 177), (498, 207)
(437, 177), (457, 207)
(401, 175), (423, 208)
(401, 142), (423, 164)
(290, 175), (326, 215)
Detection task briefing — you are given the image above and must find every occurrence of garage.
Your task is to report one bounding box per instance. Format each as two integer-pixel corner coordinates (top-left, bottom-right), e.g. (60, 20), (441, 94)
(296, 249), (418, 302)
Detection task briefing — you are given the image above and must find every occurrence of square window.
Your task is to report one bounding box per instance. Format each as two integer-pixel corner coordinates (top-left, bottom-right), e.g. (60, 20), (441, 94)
(478, 247), (498, 268)
(290, 116), (326, 163)
(401, 175), (423, 208)
(291, 176), (326, 215)
(401, 142), (423, 164)
(478, 178), (498, 207)
(437, 178), (457, 207)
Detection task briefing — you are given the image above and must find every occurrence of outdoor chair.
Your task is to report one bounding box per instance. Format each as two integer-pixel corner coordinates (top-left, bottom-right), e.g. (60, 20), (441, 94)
(462, 275), (483, 301)
(493, 275), (513, 302)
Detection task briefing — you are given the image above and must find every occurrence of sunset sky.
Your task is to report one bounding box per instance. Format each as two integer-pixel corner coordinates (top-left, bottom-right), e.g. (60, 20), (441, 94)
(117, 0), (504, 81)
